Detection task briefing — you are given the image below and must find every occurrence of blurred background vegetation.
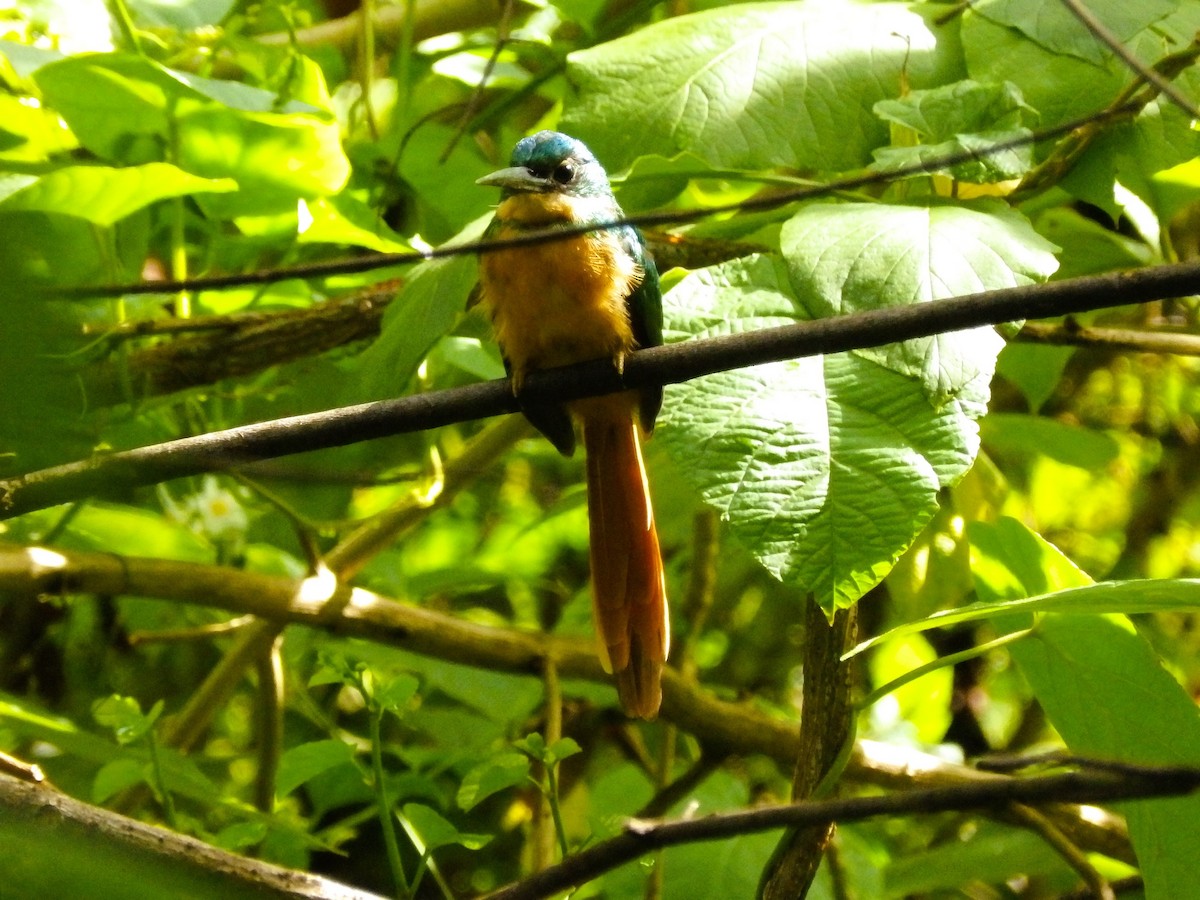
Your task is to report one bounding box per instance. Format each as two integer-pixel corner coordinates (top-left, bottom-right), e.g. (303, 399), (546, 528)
(1, 0), (1200, 897)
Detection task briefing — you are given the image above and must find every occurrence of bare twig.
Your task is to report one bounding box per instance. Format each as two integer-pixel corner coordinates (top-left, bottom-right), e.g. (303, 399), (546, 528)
(483, 764), (1200, 900)
(1056, 0), (1199, 119)
(10, 261), (1200, 520)
(51, 99), (1146, 300)
(1009, 803), (1115, 900)
(1018, 320), (1200, 356)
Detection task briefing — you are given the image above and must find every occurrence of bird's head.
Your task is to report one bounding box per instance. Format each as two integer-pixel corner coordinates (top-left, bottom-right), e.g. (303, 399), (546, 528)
(477, 131), (613, 200)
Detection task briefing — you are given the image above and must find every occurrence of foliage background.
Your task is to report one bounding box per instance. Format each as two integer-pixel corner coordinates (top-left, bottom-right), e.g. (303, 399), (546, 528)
(1, 0), (1200, 897)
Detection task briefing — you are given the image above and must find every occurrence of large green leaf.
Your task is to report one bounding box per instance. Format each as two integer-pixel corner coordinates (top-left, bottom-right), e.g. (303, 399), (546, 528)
(963, 0), (1200, 137)
(970, 519), (1200, 900)
(780, 201), (1059, 404)
(658, 253), (983, 613)
(34, 53), (348, 203)
(971, 0), (1174, 65)
(563, 1), (965, 172)
(0, 162), (235, 225)
(657, 200), (1055, 611)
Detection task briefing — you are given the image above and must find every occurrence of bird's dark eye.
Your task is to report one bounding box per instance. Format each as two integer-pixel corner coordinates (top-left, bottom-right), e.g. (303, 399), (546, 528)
(552, 163), (575, 184)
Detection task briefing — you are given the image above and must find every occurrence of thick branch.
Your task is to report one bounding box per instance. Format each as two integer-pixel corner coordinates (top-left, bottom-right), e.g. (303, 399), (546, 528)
(483, 764), (1200, 900)
(82, 285), (394, 407)
(0, 776), (385, 900)
(8, 261), (1200, 519)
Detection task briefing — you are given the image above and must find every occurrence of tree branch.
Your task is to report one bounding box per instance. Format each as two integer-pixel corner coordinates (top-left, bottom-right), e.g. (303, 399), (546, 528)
(0, 776), (386, 900)
(0, 541), (1139, 864)
(1017, 319), (1200, 356)
(8, 261), (1200, 519)
(483, 763), (1200, 900)
(53, 98), (1147, 300)
(1056, 0), (1199, 119)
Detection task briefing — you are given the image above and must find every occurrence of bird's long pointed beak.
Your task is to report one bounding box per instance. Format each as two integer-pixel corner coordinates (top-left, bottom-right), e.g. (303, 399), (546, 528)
(476, 166), (549, 192)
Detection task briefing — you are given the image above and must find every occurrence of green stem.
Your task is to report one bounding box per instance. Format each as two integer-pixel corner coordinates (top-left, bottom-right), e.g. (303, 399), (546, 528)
(392, 0), (416, 147)
(543, 764), (569, 859)
(360, 0), (379, 140)
(858, 629), (1034, 711)
(106, 0), (145, 55)
(371, 708), (409, 898)
(171, 197), (190, 319)
(146, 732), (178, 828)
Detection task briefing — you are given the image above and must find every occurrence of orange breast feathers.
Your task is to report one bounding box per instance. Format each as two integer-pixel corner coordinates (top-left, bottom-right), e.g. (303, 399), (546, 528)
(477, 193), (644, 391)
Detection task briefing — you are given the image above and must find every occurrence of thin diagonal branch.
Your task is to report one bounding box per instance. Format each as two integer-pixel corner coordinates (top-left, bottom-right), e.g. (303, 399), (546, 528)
(8, 261), (1200, 520)
(52, 98), (1147, 300)
(1057, 0), (1199, 119)
(483, 764), (1200, 900)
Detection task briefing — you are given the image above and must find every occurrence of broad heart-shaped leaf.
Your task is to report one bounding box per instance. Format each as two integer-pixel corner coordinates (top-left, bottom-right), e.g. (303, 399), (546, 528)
(781, 201), (1059, 405)
(562, 1), (964, 173)
(0, 163), (234, 225)
(660, 255), (984, 613)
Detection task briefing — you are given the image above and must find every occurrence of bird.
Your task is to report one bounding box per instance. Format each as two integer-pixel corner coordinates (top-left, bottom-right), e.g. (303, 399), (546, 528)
(474, 130), (669, 719)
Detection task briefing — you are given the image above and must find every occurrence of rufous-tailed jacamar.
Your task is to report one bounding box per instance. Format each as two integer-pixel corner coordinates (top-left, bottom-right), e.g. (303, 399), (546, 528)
(476, 131), (668, 719)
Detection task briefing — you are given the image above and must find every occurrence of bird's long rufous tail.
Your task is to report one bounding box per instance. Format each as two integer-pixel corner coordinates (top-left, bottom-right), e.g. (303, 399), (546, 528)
(583, 411), (669, 719)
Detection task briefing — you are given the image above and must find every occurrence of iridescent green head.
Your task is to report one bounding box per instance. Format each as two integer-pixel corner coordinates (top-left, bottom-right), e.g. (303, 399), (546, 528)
(476, 130), (614, 200)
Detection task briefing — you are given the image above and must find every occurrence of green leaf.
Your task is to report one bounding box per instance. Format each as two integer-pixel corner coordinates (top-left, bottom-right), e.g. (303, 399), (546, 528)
(402, 803), (492, 851)
(92, 758), (146, 803)
(1009, 616), (1200, 900)
(374, 673), (420, 717)
(353, 219), (486, 402)
(513, 733), (546, 759)
(0, 93), (77, 162)
(176, 104), (349, 204)
(885, 822), (1076, 894)
(872, 129), (1035, 183)
(92, 695), (155, 746)
(456, 753), (531, 811)
(563, 1), (964, 172)
(661, 255), (978, 612)
(211, 821), (269, 853)
(275, 740), (357, 798)
(660, 199), (1058, 614)
(780, 201), (1059, 404)
(34, 53), (348, 201)
(980, 414), (1119, 469)
(0, 163), (235, 225)
(848, 518), (1200, 657)
(873, 80), (1037, 182)
(1032, 207), (1155, 279)
(599, 769), (782, 899)
(298, 195), (411, 253)
(129, 0), (239, 29)
(971, 0), (1174, 65)
(0, 40), (64, 78)
(545, 738), (582, 765)
(963, 1), (1198, 129)
(847, 576), (1200, 658)
(876, 80), (1034, 139)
